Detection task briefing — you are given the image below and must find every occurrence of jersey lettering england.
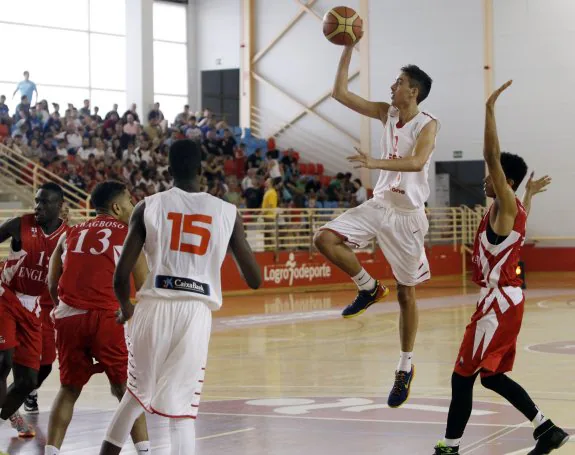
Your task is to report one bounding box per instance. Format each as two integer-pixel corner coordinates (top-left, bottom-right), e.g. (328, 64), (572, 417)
(137, 188), (237, 310)
(372, 106), (439, 210)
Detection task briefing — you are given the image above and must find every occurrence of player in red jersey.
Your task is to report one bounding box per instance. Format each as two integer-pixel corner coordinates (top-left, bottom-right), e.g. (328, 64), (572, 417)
(0, 183), (67, 438)
(44, 181), (150, 455)
(23, 203), (71, 414)
(434, 82), (570, 455)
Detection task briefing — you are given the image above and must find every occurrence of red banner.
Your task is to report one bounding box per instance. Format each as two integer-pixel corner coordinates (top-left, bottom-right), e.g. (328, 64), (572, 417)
(221, 245), (463, 292)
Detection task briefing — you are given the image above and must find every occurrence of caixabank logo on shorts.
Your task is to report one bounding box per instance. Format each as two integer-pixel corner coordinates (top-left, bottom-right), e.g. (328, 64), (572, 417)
(263, 253), (331, 286)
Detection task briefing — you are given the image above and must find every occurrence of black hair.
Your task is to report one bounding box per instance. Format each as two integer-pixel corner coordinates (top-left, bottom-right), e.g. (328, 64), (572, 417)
(169, 139), (202, 181)
(90, 181), (127, 211)
(401, 65), (433, 104)
(38, 182), (64, 201)
(500, 152), (528, 191)
(354, 178), (363, 186)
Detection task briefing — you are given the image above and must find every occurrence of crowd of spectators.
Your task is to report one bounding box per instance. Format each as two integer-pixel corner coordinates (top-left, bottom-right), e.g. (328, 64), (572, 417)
(0, 76), (368, 213)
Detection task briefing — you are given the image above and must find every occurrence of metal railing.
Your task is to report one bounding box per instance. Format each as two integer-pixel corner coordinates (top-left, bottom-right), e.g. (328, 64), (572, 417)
(0, 205), (483, 257)
(0, 144), (91, 212)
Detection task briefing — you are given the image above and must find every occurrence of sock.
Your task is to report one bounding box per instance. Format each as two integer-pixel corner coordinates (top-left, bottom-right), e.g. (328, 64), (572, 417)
(44, 445), (60, 455)
(532, 410), (548, 429)
(351, 268), (376, 291)
(397, 352), (413, 372)
(169, 418), (196, 455)
(29, 389), (38, 398)
(444, 438), (461, 447)
(135, 440), (151, 454)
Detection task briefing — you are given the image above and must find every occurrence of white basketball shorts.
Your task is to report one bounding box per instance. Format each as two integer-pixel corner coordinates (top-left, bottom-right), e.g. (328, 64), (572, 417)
(126, 298), (212, 418)
(320, 199), (430, 286)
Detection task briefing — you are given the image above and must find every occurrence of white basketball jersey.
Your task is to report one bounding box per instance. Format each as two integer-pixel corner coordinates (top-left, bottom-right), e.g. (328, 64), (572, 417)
(137, 187), (237, 310)
(372, 106), (439, 210)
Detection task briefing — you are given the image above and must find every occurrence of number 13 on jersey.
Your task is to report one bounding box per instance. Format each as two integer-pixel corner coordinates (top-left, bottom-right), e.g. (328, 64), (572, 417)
(167, 212), (212, 256)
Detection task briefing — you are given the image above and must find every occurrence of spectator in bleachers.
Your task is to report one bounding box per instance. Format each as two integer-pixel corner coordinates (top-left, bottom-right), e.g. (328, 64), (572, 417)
(262, 177), (279, 218)
(13, 71), (38, 105)
(105, 104), (119, 120)
(174, 105), (190, 126)
(353, 178), (367, 205)
(80, 99), (91, 117)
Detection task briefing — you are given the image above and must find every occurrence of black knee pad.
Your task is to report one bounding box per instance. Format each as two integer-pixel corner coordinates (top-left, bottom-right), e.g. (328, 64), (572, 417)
(481, 373), (505, 390)
(451, 371), (478, 393)
(0, 352), (13, 378)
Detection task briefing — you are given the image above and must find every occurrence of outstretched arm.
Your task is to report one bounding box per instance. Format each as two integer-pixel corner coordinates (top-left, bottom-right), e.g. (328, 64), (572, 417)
(228, 212), (261, 289)
(114, 201), (146, 321)
(484, 80), (517, 235)
(522, 172), (551, 217)
(332, 46), (389, 122)
(346, 120), (438, 172)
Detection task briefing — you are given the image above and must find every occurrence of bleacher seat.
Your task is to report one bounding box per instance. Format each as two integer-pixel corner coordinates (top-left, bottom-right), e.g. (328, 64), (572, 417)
(307, 163), (317, 175)
(316, 163), (324, 175)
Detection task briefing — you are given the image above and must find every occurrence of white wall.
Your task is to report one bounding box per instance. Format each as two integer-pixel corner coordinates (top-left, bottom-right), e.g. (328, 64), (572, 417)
(251, 0), (362, 175)
(493, 0), (575, 238)
(195, 0), (241, 72)
(368, 0), (485, 205)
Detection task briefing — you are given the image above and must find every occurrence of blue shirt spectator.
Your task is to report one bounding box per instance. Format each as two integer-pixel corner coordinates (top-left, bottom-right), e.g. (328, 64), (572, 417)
(13, 71), (38, 104)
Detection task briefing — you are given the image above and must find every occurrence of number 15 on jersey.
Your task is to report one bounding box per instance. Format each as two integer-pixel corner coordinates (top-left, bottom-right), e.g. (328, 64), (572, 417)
(167, 212), (212, 256)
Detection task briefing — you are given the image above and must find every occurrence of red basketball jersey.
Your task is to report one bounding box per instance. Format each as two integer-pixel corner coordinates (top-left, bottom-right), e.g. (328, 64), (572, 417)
(58, 215), (128, 311)
(472, 198), (527, 288)
(1, 214), (68, 302)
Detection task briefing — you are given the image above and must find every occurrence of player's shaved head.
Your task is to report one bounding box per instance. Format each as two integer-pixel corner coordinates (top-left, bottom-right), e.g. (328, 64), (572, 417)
(91, 180), (128, 211)
(169, 139), (202, 182)
(39, 182), (64, 202)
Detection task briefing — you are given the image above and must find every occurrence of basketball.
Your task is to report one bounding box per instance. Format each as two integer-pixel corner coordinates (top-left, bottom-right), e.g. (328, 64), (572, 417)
(322, 6), (363, 46)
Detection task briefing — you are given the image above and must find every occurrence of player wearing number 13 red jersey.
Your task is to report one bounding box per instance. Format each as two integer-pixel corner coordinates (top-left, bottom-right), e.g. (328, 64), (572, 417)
(44, 181), (150, 455)
(100, 140), (262, 455)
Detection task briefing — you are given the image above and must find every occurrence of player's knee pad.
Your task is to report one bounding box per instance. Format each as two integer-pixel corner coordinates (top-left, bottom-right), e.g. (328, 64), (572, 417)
(480, 373), (505, 391)
(451, 371), (477, 394)
(0, 351), (13, 378)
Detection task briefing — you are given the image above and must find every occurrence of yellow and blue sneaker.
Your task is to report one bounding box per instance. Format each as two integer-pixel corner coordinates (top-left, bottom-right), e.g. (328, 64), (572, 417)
(388, 365), (415, 408)
(341, 281), (389, 318)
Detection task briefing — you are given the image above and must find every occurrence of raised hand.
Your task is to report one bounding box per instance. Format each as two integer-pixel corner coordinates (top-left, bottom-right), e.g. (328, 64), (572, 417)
(346, 147), (377, 169)
(525, 172), (551, 196)
(486, 80), (513, 106)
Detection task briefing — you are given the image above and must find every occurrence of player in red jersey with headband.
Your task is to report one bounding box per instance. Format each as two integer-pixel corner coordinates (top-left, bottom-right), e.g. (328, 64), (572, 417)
(0, 183), (68, 438)
(44, 181), (150, 455)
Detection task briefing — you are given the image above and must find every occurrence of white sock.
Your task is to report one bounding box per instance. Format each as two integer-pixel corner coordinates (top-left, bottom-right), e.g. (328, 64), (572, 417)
(444, 438), (461, 447)
(135, 440), (151, 453)
(169, 418), (196, 455)
(44, 445), (60, 455)
(532, 410), (548, 429)
(104, 392), (145, 448)
(351, 268), (376, 291)
(397, 351), (413, 372)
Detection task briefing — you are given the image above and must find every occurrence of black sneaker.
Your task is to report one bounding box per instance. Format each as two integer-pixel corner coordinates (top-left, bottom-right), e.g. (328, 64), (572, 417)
(528, 420), (570, 454)
(388, 365), (415, 408)
(23, 393), (39, 414)
(433, 441), (459, 454)
(341, 281), (389, 318)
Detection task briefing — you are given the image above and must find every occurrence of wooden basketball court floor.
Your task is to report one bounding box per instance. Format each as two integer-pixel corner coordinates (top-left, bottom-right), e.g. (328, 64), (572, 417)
(1, 272), (574, 454)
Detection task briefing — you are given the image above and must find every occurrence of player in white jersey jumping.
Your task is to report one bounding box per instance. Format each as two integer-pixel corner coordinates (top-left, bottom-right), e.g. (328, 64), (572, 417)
(99, 139), (262, 455)
(314, 45), (439, 408)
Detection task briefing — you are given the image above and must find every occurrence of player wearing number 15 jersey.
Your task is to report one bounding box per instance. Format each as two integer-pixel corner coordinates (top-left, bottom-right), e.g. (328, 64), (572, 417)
(100, 140), (262, 455)
(43, 181), (150, 455)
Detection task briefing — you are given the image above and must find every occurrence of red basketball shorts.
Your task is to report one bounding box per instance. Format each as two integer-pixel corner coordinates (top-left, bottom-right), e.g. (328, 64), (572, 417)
(0, 288), (42, 371)
(40, 305), (57, 366)
(55, 308), (128, 387)
(454, 286), (525, 378)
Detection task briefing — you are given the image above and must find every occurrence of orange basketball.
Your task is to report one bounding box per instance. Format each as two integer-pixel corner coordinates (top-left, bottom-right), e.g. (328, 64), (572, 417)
(322, 6), (363, 46)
